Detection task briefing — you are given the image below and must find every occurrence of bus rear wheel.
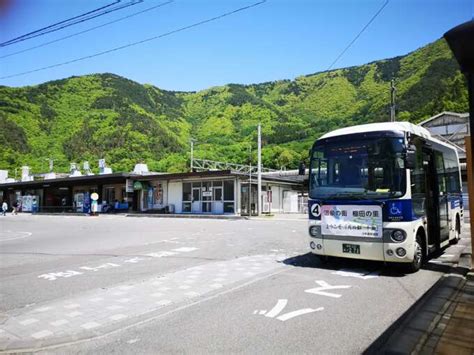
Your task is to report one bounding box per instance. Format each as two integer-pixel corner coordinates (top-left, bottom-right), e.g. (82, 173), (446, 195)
(404, 236), (424, 273)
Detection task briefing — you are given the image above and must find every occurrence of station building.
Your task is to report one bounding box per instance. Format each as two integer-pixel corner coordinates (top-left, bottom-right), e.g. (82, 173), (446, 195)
(0, 167), (305, 216)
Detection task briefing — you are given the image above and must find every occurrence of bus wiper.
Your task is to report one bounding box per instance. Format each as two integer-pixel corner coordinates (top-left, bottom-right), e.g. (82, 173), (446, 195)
(325, 193), (366, 200)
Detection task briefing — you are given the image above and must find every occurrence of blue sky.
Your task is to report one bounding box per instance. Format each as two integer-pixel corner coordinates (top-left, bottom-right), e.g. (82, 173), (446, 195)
(0, 0), (472, 91)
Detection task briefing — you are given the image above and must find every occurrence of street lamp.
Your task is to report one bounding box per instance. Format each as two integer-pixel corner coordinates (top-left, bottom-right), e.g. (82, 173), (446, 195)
(444, 20), (474, 266)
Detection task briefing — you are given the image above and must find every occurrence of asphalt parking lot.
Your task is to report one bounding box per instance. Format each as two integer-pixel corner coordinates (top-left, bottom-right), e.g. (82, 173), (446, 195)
(0, 214), (469, 353)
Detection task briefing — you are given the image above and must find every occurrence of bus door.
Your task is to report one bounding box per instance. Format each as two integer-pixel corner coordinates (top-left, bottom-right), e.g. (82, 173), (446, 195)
(423, 149), (449, 247)
(434, 151), (450, 243)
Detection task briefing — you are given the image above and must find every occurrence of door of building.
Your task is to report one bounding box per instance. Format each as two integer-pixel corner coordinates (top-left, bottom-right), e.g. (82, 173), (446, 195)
(213, 186), (223, 214)
(192, 187), (201, 213)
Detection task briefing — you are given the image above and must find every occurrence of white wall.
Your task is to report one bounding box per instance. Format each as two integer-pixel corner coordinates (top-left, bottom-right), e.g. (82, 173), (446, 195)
(168, 181), (182, 213)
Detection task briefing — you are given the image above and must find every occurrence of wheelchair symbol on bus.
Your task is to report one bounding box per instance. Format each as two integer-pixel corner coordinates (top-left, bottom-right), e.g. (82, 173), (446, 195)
(389, 202), (402, 216)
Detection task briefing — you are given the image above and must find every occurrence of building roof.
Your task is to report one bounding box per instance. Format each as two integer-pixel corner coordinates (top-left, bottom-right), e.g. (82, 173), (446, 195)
(418, 111), (469, 126)
(0, 169), (304, 189)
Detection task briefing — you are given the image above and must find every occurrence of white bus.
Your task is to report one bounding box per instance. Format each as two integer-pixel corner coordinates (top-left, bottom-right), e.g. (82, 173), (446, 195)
(308, 122), (463, 272)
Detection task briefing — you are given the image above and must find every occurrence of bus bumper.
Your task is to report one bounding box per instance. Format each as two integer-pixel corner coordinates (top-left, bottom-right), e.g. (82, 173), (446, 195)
(308, 221), (417, 263)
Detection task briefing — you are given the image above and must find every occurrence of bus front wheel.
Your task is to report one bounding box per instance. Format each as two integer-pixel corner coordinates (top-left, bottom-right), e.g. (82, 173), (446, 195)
(450, 216), (461, 245)
(404, 236), (424, 273)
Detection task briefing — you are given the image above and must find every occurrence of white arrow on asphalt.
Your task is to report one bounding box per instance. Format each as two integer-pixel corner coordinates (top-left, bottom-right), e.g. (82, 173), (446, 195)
(254, 299), (324, 322)
(304, 280), (351, 298)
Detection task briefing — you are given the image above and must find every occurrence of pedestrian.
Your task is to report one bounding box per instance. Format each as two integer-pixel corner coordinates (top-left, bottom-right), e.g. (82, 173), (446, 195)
(12, 200), (18, 215)
(1, 201), (7, 216)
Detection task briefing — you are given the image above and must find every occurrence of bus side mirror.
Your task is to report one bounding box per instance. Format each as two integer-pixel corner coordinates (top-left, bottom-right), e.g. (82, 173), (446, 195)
(405, 145), (417, 169)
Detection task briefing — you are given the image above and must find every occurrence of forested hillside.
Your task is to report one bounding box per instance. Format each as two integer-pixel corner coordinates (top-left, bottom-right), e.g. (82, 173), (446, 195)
(0, 38), (468, 174)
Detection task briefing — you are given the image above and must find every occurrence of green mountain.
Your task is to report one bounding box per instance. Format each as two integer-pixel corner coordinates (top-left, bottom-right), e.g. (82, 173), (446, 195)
(0, 38), (468, 174)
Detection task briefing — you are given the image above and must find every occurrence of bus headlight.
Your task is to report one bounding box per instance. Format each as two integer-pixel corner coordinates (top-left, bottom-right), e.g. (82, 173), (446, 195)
(309, 225), (321, 238)
(391, 230), (406, 243)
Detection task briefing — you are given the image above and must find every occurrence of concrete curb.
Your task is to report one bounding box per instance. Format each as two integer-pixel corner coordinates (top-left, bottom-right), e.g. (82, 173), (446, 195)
(364, 240), (472, 354)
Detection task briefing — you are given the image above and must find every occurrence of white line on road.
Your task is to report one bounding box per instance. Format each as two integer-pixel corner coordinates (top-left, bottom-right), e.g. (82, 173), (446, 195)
(305, 280), (351, 298)
(265, 299), (288, 318)
(277, 307), (324, 322)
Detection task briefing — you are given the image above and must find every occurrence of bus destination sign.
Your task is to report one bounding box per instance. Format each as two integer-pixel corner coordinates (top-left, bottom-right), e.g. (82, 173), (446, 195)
(321, 205), (383, 238)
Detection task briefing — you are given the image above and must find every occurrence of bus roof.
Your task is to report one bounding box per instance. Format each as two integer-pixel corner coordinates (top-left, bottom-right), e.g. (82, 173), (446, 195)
(319, 121), (432, 140)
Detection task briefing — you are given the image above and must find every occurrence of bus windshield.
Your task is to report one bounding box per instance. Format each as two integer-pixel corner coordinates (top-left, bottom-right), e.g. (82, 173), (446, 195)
(310, 136), (406, 200)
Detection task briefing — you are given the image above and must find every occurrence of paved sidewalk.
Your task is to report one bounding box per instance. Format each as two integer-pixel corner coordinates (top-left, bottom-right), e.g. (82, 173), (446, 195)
(430, 275), (474, 354)
(0, 254), (288, 352)
(365, 222), (473, 354)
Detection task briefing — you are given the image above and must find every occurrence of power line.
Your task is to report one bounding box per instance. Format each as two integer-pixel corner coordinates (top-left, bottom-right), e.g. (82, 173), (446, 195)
(0, 1), (267, 80)
(0, 0), (143, 48)
(326, 0), (389, 71)
(0, 0), (174, 60)
(0, 1), (121, 47)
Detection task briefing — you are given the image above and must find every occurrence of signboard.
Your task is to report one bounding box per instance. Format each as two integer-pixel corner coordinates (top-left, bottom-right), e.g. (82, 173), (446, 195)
(321, 205), (382, 238)
(202, 191), (212, 197)
(91, 193), (99, 201)
(126, 179), (134, 193)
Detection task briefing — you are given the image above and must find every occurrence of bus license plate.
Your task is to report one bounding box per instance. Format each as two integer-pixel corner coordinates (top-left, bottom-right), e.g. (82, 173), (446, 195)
(343, 244), (360, 254)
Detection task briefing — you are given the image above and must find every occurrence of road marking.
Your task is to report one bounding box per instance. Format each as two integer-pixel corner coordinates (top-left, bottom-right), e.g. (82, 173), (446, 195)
(112, 292), (126, 296)
(124, 257), (144, 264)
(184, 292), (200, 298)
(277, 308), (324, 322)
(118, 286), (134, 291)
(151, 293), (163, 298)
(210, 283), (223, 289)
(50, 320), (69, 326)
(255, 299), (324, 322)
(19, 318), (39, 326)
(127, 338), (140, 344)
(158, 287), (171, 291)
(34, 307), (52, 313)
(172, 247), (198, 253)
(31, 330), (53, 339)
(305, 280), (351, 298)
(265, 299), (287, 318)
(90, 297), (104, 302)
(0, 231), (32, 242)
(38, 270), (83, 281)
(117, 298), (131, 303)
(81, 322), (100, 330)
(110, 314), (127, 321)
(332, 269), (379, 280)
(147, 251), (177, 258)
(179, 285), (191, 290)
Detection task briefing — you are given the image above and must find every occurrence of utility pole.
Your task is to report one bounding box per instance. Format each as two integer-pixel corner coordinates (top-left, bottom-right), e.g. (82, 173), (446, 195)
(190, 138), (196, 171)
(248, 145), (252, 218)
(257, 122), (262, 216)
(390, 79), (396, 122)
